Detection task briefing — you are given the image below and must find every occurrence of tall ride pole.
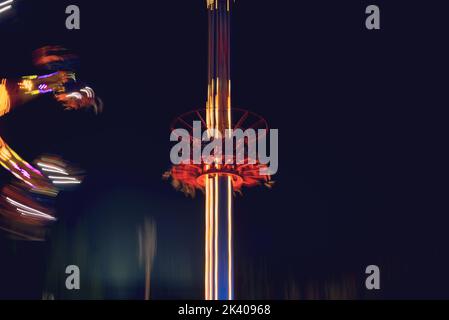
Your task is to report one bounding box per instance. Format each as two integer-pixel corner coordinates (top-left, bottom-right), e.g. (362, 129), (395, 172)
(167, 0), (271, 301)
(205, 0), (233, 300)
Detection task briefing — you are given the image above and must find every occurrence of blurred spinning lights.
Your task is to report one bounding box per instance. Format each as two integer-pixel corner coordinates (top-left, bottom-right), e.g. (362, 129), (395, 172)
(0, 0), (13, 15)
(36, 156), (84, 187)
(0, 45), (99, 241)
(6, 196), (56, 221)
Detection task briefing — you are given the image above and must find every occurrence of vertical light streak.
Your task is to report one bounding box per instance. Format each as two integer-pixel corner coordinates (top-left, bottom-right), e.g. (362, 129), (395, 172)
(214, 174), (219, 300)
(227, 175), (233, 299)
(204, 0), (233, 300)
(215, 78), (219, 131)
(208, 176), (214, 299)
(207, 85), (211, 129)
(205, 175), (210, 300)
(227, 80), (232, 134)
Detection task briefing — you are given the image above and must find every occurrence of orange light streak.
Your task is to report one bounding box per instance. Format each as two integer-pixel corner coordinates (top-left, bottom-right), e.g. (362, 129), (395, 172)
(214, 174), (219, 300)
(188, 0), (236, 300)
(215, 78), (219, 130)
(227, 175), (232, 299)
(208, 176), (214, 299)
(205, 175), (210, 299)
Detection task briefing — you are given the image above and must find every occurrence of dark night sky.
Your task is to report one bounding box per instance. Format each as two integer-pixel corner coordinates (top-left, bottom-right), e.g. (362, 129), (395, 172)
(0, 0), (448, 299)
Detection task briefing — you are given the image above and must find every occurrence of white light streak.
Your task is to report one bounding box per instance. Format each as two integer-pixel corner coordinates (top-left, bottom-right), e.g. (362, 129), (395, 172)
(6, 197), (56, 221)
(37, 162), (68, 175)
(66, 92), (83, 100)
(48, 176), (77, 180)
(42, 168), (69, 175)
(80, 89), (91, 98)
(52, 180), (81, 184)
(0, 0), (13, 8)
(0, 5), (11, 14)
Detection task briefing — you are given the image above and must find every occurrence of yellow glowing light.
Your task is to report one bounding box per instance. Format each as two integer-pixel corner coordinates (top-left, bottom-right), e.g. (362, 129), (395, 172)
(8, 146), (24, 162)
(0, 79), (11, 116)
(19, 79), (34, 92)
(206, 0), (233, 11)
(215, 78), (219, 130)
(21, 75), (38, 80)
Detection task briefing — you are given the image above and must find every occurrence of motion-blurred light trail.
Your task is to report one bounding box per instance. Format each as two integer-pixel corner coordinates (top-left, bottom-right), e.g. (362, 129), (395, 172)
(0, 0), (13, 15)
(6, 197), (56, 221)
(0, 46), (100, 240)
(166, 0), (273, 300)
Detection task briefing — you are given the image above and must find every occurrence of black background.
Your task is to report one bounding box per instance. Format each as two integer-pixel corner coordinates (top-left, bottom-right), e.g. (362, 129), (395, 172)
(0, 0), (448, 299)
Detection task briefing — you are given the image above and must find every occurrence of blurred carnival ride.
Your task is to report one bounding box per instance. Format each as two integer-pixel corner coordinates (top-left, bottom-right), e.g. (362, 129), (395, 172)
(0, 46), (102, 241)
(165, 1), (273, 300)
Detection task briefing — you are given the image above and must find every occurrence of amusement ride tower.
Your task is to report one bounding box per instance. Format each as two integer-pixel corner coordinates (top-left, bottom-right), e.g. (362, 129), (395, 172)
(167, 0), (272, 300)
